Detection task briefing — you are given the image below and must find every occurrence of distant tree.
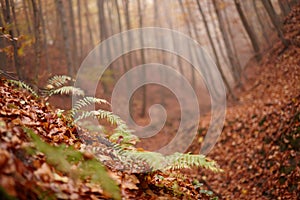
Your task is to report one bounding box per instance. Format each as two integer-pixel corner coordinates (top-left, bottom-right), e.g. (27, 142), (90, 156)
(10, 0), (20, 36)
(233, 0), (261, 61)
(31, 0), (42, 84)
(55, 0), (74, 76)
(77, 0), (83, 60)
(0, 4), (7, 70)
(1, 0), (22, 79)
(68, 0), (78, 70)
(38, 0), (50, 73)
(197, 0), (236, 100)
(83, 0), (94, 49)
(261, 0), (289, 47)
(137, 0), (147, 117)
(22, 0), (32, 34)
(252, 0), (272, 47)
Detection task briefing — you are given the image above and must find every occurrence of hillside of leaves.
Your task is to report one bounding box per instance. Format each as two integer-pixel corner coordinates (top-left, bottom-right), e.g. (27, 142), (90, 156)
(188, 4), (300, 200)
(0, 78), (221, 200)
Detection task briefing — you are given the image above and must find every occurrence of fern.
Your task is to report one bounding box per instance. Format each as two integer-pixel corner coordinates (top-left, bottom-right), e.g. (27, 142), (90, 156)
(111, 148), (222, 172)
(48, 86), (84, 96)
(165, 153), (222, 172)
(75, 109), (124, 126)
(23, 127), (121, 200)
(8, 80), (38, 97)
(71, 97), (110, 118)
(47, 75), (72, 88)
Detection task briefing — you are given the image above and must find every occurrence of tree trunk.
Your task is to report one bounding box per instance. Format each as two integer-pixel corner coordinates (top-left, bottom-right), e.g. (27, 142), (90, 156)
(68, 0), (78, 71)
(3, 0), (22, 79)
(233, 0), (261, 61)
(178, 0), (196, 89)
(137, 0), (147, 117)
(261, 0), (289, 47)
(31, 0), (42, 84)
(278, 0), (290, 16)
(222, 0), (242, 79)
(197, 0), (237, 100)
(55, 0), (74, 76)
(83, 0), (94, 49)
(77, 0), (83, 60)
(38, 0), (50, 73)
(10, 0), (20, 36)
(252, 0), (271, 47)
(22, 0), (32, 34)
(0, 4), (7, 70)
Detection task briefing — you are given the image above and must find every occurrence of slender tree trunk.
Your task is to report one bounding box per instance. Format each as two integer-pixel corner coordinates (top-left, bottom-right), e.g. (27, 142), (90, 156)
(222, 0), (242, 78)
(137, 0), (147, 117)
(38, 0), (50, 73)
(97, 0), (112, 94)
(10, 0), (20, 36)
(161, 0), (184, 79)
(207, 0), (231, 68)
(124, 0), (133, 71)
(68, 0), (78, 72)
(31, 0), (42, 84)
(178, 0), (196, 89)
(77, 0), (83, 60)
(83, 1), (94, 49)
(197, 0), (237, 100)
(233, 0), (261, 61)
(212, 0), (241, 86)
(22, 0), (32, 34)
(278, 0), (290, 16)
(0, 5), (7, 70)
(115, 0), (127, 72)
(3, 0), (22, 79)
(252, 0), (271, 47)
(261, 0), (289, 47)
(55, 0), (73, 76)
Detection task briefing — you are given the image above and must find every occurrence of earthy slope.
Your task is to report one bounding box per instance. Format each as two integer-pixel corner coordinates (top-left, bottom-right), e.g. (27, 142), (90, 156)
(189, 4), (300, 200)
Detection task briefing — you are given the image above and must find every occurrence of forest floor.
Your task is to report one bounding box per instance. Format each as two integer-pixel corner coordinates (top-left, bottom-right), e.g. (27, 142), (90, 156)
(0, 4), (300, 200)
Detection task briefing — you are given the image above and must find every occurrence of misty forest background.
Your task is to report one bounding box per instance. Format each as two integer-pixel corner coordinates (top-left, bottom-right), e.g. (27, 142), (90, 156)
(1, 0), (296, 112)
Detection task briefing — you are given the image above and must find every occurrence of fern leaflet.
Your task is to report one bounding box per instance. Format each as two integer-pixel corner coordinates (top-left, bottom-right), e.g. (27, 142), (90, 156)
(49, 86), (84, 96)
(71, 97), (110, 118)
(8, 80), (38, 97)
(47, 75), (72, 88)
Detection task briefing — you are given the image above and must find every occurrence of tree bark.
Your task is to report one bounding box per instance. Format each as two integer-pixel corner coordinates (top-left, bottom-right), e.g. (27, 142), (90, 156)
(38, 0), (50, 73)
(22, 0), (32, 34)
(137, 0), (147, 117)
(55, 0), (74, 76)
(233, 0), (261, 61)
(3, 0), (22, 79)
(197, 0), (237, 100)
(31, 0), (42, 84)
(83, 0), (94, 49)
(68, 0), (78, 71)
(252, 0), (271, 47)
(77, 0), (83, 60)
(261, 0), (289, 47)
(0, 3), (7, 70)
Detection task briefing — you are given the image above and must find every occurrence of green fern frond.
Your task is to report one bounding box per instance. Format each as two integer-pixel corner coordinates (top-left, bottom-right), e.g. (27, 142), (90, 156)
(165, 153), (222, 172)
(118, 150), (165, 170)
(8, 80), (38, 97)
(23, 127), (121, 200)
(75, 110), (124, 126)
(47, 75), (72, 88)
(112, 148), (222, 172)
(71, 97), (110, 118)
(49, 86), (84, 96)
